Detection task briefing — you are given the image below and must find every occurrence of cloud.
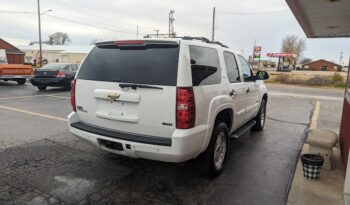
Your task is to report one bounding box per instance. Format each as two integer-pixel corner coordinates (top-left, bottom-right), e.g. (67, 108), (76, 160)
(0, 0), (349, 63)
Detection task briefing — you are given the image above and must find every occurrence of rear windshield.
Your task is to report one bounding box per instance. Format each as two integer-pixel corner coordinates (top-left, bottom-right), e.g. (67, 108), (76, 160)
(41, 64), (68, 70)
(77, 45), (180, 86)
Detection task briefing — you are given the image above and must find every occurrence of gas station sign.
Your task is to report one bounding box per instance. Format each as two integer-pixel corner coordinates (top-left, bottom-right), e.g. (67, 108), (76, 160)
(267, 53), (297, 58)
(253, 46), (262, 62)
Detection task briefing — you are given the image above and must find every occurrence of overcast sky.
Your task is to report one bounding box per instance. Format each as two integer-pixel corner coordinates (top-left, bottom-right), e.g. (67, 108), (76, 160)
(1, 0), (349, 65)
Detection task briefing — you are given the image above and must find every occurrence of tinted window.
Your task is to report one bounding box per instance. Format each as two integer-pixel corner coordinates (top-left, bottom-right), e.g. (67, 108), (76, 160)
(189, 46), (221, 86)
(77, 46), (179, 86)
(223, 52), (240, 83)
(63, 65), (70, 71)
(42, 64), (68, 70)
(238, 56), (253, 81)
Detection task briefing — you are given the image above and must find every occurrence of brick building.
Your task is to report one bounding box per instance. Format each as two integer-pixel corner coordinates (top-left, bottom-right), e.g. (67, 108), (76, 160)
(301, 59), (342, 71)
(0, 38), (25, 64)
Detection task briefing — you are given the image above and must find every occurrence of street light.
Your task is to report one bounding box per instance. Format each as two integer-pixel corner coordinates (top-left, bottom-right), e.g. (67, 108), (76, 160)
(37, 0), (52, 67)
(41, 9), (52, 16)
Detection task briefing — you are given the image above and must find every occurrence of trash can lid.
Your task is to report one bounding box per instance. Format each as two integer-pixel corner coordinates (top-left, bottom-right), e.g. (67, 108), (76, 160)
(307, 129), (338, 148)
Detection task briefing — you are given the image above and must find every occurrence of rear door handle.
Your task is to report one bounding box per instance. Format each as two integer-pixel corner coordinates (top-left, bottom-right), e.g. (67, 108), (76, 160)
(230, 90), (238, 97)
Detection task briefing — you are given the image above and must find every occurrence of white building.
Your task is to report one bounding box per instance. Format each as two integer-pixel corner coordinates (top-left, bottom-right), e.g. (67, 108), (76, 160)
(17, 45), (93, 65)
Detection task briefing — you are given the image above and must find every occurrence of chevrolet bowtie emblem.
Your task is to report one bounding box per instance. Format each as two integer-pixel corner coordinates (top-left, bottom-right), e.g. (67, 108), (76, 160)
(107, 93), (120, 101)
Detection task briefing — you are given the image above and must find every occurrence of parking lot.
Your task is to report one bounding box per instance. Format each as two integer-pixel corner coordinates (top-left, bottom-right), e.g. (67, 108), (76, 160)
(0, 81), (344, 205)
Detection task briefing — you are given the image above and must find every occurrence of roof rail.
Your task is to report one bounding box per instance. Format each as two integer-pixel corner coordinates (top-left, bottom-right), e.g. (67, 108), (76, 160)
(211, 41), (229, 48)
(142, 34), (229, 48)
(178, 36), (229, 48)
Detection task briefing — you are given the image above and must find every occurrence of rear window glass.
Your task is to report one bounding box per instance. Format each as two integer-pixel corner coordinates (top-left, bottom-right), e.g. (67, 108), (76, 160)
(189, 45), (221, 86)
(42, 64), (68, 70)
(77, 45), (179, 86)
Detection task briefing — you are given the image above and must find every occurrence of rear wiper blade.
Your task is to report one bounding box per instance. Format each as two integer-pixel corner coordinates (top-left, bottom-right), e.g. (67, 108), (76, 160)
(119, 83), (163, 90)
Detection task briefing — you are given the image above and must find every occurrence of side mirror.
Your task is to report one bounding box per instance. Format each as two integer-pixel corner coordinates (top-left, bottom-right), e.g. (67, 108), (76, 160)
(255, 71), (269, 80)
(191, 64), (217, 86)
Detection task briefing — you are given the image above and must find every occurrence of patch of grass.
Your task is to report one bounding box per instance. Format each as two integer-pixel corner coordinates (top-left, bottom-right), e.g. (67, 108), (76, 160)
(333, 81), (346, 88)
(332, 72), (344, 82)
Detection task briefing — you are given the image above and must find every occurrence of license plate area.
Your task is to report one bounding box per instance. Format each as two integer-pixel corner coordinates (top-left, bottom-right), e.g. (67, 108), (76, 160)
(97, 138), (124, 151)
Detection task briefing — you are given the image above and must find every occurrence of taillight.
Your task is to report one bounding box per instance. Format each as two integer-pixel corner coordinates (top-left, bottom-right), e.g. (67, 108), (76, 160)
(57, 71), (65, 77)
(71, 79), (76, 112)
(176, 87), (195, 129)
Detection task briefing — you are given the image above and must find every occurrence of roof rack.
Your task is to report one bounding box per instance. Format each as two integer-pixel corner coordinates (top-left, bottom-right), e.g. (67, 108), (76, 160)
(142, 34), (229, 48)
(178, 36), (229, 48)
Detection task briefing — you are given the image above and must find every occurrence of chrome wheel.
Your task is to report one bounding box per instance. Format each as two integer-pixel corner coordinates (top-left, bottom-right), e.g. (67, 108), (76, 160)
(214, 132), (227, 170)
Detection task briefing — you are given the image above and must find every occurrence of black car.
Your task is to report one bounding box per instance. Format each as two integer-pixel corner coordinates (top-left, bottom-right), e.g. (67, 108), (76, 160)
(30, 63), (78, 91)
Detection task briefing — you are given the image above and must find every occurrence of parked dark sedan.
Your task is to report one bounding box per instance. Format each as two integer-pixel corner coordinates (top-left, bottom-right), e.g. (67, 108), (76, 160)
(30, 63), (78, 91)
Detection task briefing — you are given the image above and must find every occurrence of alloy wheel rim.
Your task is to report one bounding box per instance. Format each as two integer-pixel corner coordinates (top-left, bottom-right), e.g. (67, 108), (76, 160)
(214, 132), (227, 170)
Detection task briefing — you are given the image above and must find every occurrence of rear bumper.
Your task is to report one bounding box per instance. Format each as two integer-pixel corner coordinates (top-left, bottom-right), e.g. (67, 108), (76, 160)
(68, 112), (208, 163)
(0, 75), (31, 80)
(30, 78), (70, 86)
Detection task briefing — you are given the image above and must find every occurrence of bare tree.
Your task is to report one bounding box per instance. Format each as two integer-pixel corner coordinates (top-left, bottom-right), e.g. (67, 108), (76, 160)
(48, 32), (71, 45)
(300, 57), (313, 64)
(281, 35), (306, 63)
(90, 38), (103, 45)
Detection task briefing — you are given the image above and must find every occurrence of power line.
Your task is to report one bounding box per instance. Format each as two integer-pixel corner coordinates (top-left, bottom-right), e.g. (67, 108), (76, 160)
(42, 0), (156, 31)
(45, 14), (139, 35)
(0, 10), (141, 35)
(0, 10), (35, 14)
(217, 9), (289, 15)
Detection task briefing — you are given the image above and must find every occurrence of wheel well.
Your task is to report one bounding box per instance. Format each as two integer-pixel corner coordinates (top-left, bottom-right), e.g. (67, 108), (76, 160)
(263, 93), (268, 101)
(215, 109), (233, 131)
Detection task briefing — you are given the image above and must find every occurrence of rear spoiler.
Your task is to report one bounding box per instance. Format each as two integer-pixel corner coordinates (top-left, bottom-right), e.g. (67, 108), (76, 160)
(96, 40), (179, 48)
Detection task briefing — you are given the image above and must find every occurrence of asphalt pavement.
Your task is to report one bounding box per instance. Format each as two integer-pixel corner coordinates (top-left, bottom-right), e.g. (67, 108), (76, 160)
(0, 81), (344, 205)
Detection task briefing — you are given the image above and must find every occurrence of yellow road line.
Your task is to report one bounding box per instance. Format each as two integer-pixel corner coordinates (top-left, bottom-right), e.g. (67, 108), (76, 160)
(310, 101), (321, 130)
(0, 104), (67, 122)
(45, 95), (70, 99)
(0, 93), (70, 100)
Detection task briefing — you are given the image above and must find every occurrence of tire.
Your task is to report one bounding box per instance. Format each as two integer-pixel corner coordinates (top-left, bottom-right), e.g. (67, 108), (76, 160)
(17, 79), (26, 85)
(197, 122), (229, 177)
(252, 99), (267, 131)
(37, 85), (47, 91)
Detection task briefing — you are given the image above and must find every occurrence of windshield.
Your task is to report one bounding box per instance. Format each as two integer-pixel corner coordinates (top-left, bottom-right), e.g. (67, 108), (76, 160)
(77, 45), (180, 86)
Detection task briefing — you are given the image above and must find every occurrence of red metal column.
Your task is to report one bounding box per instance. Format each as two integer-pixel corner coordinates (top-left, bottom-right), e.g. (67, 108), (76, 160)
(340, 59), (350, 170)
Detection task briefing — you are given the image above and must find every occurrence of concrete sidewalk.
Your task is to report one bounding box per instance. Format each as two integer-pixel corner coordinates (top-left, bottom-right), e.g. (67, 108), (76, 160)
(287, 144), (345, 205)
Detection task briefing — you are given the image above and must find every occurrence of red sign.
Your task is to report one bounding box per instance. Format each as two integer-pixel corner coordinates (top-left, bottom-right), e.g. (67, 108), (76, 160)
(254, 46), (262, 52)
(267, 53), (297, 58)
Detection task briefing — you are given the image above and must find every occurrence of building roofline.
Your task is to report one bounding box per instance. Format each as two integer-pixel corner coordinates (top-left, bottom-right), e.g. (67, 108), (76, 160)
(301, 59), (342, 67)
(0, 38), (25, 54)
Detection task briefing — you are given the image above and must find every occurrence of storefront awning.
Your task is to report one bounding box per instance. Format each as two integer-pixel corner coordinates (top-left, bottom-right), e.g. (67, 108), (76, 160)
(286, 0), (350, 38)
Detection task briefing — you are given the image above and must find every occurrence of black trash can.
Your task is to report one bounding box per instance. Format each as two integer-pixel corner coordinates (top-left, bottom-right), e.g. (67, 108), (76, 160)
(301, 154), (324, 180)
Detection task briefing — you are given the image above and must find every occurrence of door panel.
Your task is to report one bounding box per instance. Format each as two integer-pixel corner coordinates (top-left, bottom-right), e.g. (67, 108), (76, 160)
(230, 83), (247, 130)
(237, 55), (260, 122)
(245, 82), (260, 121)
(223, 52), (246, 131)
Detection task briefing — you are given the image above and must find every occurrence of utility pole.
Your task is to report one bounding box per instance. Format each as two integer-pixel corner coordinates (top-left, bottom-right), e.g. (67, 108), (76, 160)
(169, 10), (175, 37)
(340, 51), (344, 65)
(136, 26), (139, 38)
(212, 7), (216, 42)
(37, 0), (42, 67)
(154, 29), (160, 38)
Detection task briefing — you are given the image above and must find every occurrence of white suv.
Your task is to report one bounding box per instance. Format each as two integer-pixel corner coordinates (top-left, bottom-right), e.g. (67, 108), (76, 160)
(68, 37), (269, 177)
